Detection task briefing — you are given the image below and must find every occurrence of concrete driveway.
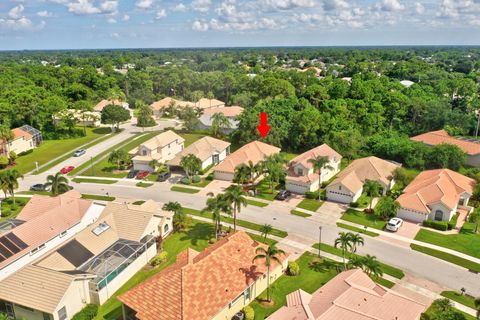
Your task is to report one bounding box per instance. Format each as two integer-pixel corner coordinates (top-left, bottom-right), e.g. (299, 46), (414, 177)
(379, 220), (421, 247)
(199, 180), (233, 196)
(307, 201), (347, 224)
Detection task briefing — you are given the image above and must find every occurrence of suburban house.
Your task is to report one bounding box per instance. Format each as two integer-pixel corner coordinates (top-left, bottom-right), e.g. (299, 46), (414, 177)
(396, 169), (475, 223)
(411, 130), (480, 167)
(267, 269), (426, 320)
(150, 97), (195, 118)
(195, 97), (225, 109)
(167, 136), (231, 171)
(94, 99), (130, 113)
(118, 231), (288, 320)
(129, 130), (185, 172)
(285, 144), (342, 194)
(326, 156), (400, 204)
(0, 126), (42, 156)
(0, 190), (104, 282)
(0, 200), (173, 320)
(198, 106), (244, 132)
(53, 109), (101, 127)
(213, 140), (281, 181)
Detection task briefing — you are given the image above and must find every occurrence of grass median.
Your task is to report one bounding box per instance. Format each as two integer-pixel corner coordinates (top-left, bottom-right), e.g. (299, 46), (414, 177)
(297, 198), (323, 212)
(410, 244), (480, 273)
(290, 209), (312, 217)
(72, 178), (117, 184)
(170, 186), (200, 194)
(336, 222), (379, 237)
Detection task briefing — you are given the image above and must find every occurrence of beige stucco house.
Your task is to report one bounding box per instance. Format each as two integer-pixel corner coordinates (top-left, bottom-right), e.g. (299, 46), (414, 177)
(129, 130), (185, 172)
(396, 169), (475, 223)
(118, 231), (288, 320)
(285, 144), (342, 194)
(326, 156), (400, 204)
(150, 97), (195, 118)
(167, 136), (231, 171)
(0, 200), (173, 320)
(0, 127), (39, 156)
(54, 109), (101, 127)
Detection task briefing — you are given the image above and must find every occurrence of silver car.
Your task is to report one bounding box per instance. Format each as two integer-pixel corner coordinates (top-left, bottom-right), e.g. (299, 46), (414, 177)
(386, 217), (403, 232)
(73, 149), (86, 157)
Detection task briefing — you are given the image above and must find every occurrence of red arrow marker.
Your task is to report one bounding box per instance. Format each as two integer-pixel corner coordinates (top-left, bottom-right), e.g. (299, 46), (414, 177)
(256, 112), (271, 138)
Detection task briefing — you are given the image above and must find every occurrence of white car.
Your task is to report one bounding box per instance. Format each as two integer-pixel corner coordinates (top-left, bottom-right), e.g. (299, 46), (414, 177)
(386, 217), (403, 232)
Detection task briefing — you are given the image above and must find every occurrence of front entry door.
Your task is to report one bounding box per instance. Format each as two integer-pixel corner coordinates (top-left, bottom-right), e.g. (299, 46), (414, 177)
(434, 210), (443, 221)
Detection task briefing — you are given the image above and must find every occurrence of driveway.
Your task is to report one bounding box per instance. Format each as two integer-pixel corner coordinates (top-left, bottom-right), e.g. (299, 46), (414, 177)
(199, 179), (233, 196)
(307, 201), (346, 224)
(379, 220), (420, 248)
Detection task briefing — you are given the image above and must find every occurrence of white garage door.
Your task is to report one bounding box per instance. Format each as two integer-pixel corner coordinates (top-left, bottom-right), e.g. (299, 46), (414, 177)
(286, 182), (309, 194)
(396, 208), (426, 223)
(326, 190), (353, 204)
(214, 171), (234, 181)
(133, 162), (153, 172)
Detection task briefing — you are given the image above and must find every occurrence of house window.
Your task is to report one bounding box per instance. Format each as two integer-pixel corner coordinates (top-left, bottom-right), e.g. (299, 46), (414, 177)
(58, 307), (67, 320)
(434, 210), (443, 221)
(297, 168), (303, 176)
(142, 150), (147, 156)
(339, 186), (342, 191)
(59, 231), (67, 238)
(244, 287), (251, 301)
(164, 224), (169, 233)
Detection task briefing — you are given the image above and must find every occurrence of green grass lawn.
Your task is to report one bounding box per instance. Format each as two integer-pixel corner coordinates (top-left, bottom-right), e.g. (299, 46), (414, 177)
(356, 193), (372, 208)
(136, 182), (153, 188)
(79, 131), (162, 178)
(180, 133), (205, 147)
(182, 207), (288, 238)
(3, 127), (112, 175)
(247, 233), (278, 246)
(170, 186), (200, 194)
(423, 302), (477, 320)
(336, 222), (379, 237)
(290, 209), (312, 217)
(341, 209), (387, 230)
(81, 194), (116, 201)
(312, 242), (405, 279)
(250, 252), (339, 319)
(0, 197), (30, 221)
(18, 190), (51, 196)
(254, 179), (280, 201)
(246, 199), (269, 207)
(415, 224), (480, 259)
(296, 198), (323, 212)
(441, 291), (478, 309)
(411, 244), (480, 272)
(72, 178), (118, 184)
(282, 152), (299, 161)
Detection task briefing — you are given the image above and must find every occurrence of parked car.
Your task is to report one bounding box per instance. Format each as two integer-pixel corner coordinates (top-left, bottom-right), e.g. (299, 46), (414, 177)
(157, 171), (171, 182)
(386, 217), (403, 232)
(136, 171), (150, 180)
(72, 149), (86, 157)
(127, 170), (139, 179)
(60, 166), (75, 174)
(30, 184), (46, 191)
(275, 189), (291, 201)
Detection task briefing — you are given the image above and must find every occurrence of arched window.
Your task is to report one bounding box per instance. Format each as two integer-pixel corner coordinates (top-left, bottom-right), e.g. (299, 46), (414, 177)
(164, 224), (169, 233)
(434, 210), (443, 221)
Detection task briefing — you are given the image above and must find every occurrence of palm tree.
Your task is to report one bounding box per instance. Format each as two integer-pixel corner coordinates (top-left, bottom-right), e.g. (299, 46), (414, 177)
(334, 232), (353, 270)
(162, 201), (189, 232)
(0, 172), (9, 199)
(0, 125), (13, 143)
(3, 169), (23, 204)
(108, 149), (128, 170)
(203, 193), (225, 239)
(45, 172), (70, 196)
(223, 185), (248, 231)
(262, 155), (286, 193)
(252, 245), (285, 302)
(162, 201), (182, 214)
(260, 224), (273, 242)
(349, 233), (364, 254)
(361, 255), (383, 277)
(307, 155), (333, 201)
(210, 112), (231, 137)
(234, 164), (251, 187)
(180, 154), (202, 181)
(363, 180), (381, 212)
(149, 159), (160, 172)
(347, 255), (365, 270)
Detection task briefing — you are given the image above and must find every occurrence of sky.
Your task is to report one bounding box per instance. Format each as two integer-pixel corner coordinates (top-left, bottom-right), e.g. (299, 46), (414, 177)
(0, 0), (480, 50)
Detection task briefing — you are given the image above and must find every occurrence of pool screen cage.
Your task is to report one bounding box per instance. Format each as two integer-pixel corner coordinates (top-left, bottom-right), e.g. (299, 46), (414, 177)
(19, 125), (43, 147)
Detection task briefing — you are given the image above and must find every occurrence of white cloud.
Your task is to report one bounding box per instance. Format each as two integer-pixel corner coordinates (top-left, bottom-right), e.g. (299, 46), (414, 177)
(191, 0), (211, 13)
(100, 0), (118, 14)
(322, 0), (349, 11)
(173, 3), (187, 12)
(264, 0), (316, 10)
(107, 17), (117, 23)
(136, 0), (154, 10)
(378, 0), (405, 12)
(156, 9), (167, 18)
(37, 10), (53, 17)
(122, 14), (130, 21)
(67, 0), (101, 15)
(414, 2), (425, 14)
(111, 32), (120, 38)
(192, 20), (209, 31)
(8, 4), (24, 19)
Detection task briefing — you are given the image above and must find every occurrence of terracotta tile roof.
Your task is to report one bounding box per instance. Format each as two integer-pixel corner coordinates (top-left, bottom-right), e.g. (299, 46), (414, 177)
(195, 98), (225, 109)
(268, 269), (426, 320)
(150, 97), (195, 111)
(131, 130), (184, 155)
(397, 169), (475, 214)
(411, 130), (480, 155)
(0, 191), (93, 269)
(11, 128), (33, 140)
(202, 106), (244, 117)
(213, 141), (281, 174)
(329, 156), (399, 194)
(118, 231), (287, 320)
(94, 99), (124, 112)
(167, 136), (231, 166)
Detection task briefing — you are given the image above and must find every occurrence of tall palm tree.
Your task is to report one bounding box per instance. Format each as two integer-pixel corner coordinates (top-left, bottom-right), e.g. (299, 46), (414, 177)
(347, 255), (365, 270)
(45, 172), (70, 196)
(307, 155), (333, 201)
(252, 245), (285, 302)
(363, 180), (381, 211)
(262, 155), (286, 193)
(361, 255), (383, 277)
(162, 201), (189, 232)
(203, 193), (225, 239)
(223, 185), (248, 231)
(260, 224), (273, 242)
(334, 232), (353, 270)
(349, 233), (365, 254)
(108, 149), (127, 170)
(162, 201), (183, 214)
(234, 164), (251, 187)
(210, 112), (231, 137)
(0, 171), (9, 199)
(180, 154), (202, 181)
(3, 169), (23, 204)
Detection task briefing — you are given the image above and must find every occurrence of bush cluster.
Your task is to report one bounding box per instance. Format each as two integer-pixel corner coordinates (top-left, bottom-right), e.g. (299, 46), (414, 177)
(423, 220), (448, 231)
(150, 251), (168, 267)
(71, 304), (98, 320)
(287, 261), (300, 276)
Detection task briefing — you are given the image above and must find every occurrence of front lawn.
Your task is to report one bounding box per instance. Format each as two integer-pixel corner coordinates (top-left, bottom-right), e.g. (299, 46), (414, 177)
(415, 224), (480, 259)
(246, 199), (269, 207)
(170, 186), (200, 194)
(410, 244), (480, 273)
(356, 193), (372, 208)
(441, 291), (478, 309)
(3, 127), (112, 175)
(254, 179), (280, 201)
(423, 302), (477, 320)
(72, 178), (117, 184)
(296, 198), (323, 212)
(0, 197), (30, 221)
(180, 133), (205, 147)
(136, 182), (153, 188)
(341, 209), (387, 230)
(81, 194), (116, 202)
(250, 252), (339, 319)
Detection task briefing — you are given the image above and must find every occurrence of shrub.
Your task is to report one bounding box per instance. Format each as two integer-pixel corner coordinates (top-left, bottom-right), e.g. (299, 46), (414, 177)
(305, 191), (318, 200)
(17, 149), (33, 156)
(150, 251), (169, 266)
(0, 156), (8, 168)
(287, 261), (300, 276)
(242, 306), (255, 320)
(423, 219), (448, 231)
(72, 304), (98, 320)
(180, 177), (191, 185)
(192, 175), (201, 183)
(209, 237), (217, 244)
(447, 213), (459, 230)
(350, 201), (359, 208)
(206, 173), (214, 181)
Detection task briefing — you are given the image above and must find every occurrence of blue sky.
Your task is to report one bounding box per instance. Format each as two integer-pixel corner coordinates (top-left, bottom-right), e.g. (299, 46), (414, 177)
(0, 0), (479, 50)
